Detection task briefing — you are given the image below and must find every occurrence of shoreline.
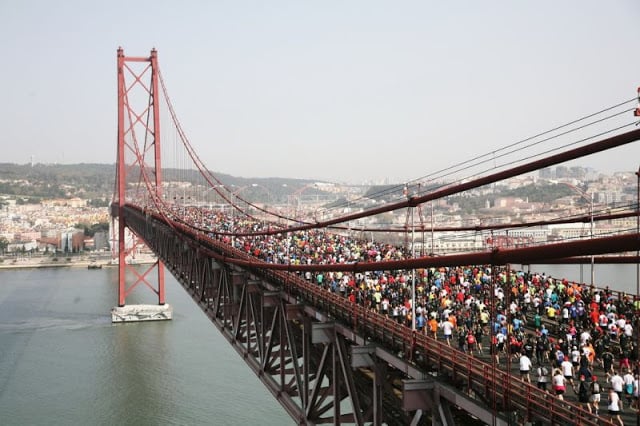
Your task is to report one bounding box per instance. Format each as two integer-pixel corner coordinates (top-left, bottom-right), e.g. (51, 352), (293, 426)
(0, 262), (116, 270)
(0, 256), (156, 270)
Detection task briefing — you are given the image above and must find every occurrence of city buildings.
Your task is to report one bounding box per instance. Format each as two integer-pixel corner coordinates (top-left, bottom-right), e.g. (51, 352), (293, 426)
(0, 166), (637, 256)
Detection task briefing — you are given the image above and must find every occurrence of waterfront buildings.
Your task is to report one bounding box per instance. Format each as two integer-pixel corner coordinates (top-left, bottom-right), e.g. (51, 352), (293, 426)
(0, 167), (637, 256)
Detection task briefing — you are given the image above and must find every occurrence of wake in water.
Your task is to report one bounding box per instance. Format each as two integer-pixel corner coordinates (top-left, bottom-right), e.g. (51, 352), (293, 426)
(0, 314), (111, 333)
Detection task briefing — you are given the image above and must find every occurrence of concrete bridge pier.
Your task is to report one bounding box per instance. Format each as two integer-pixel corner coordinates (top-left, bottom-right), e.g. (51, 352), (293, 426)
(111, 304), (173, 322)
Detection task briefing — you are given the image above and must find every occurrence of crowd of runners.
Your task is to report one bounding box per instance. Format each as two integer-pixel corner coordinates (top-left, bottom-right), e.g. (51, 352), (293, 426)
(176, 206), (639, 424)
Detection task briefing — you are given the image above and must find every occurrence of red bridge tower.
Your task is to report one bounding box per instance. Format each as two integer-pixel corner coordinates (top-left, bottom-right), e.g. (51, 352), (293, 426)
(111, 47), (172, 322)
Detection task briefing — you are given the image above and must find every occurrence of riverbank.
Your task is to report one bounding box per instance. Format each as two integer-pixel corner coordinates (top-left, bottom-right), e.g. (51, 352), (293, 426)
(0, 255), (156, 270)
(0, 257), (110, 270)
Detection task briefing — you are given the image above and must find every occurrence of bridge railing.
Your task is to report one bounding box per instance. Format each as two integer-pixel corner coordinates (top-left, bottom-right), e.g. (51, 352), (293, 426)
(126, 205), (614, 425)
(544, 275), (640, 305)
(289, 277), (611, 425)
(215, 242), (608, 425)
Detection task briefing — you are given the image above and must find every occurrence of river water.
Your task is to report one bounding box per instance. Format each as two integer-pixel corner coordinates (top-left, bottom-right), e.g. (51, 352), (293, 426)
(523, 263), (639, 294)
(0, 263), (638, 425)
(0, 266), (294, 426)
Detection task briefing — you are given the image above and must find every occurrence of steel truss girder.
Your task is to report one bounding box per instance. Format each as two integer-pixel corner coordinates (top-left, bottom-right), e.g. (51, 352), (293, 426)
(125, 209), (417, 424)
(123, 207), (565, 426)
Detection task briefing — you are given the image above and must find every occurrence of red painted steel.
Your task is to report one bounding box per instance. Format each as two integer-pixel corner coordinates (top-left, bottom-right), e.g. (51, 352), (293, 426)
(116, 48), (126, 306)
(149, 49), (166, 305)
(217, 128), (640, 238)
(112, 50), (639, 423)
(122, 203), (629, 424)
(266, 248), (613, 425)
(330, 209), (638, 234)
(115, 48), (165, 306)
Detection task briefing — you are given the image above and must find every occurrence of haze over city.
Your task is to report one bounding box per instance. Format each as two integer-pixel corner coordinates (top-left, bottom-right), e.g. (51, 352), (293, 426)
(1, 1), (639, 184)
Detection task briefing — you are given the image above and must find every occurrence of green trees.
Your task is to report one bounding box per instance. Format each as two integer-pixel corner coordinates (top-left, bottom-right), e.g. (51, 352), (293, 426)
(499, 183), (574, 203)
(75, 222), (110, 237)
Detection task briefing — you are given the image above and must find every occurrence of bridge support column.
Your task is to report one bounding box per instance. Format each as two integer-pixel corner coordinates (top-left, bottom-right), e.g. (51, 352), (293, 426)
(112, 48), (169, 322)
(402, 379), (434, 425)
(352, 345), (383, 425)
(111, 303), (172, 322)
(199, 258), (219, 311)
(230, 272), (246, 333)
(308, 322), (368, 424)
(433, 388), (456, 426)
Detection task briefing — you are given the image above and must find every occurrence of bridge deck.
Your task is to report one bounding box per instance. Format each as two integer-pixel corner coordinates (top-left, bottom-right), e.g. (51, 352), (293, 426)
(120, 203), (636, 425)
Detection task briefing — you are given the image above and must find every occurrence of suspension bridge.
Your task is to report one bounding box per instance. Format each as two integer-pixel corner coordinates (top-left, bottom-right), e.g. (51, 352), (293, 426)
(111, 48), (640, 425)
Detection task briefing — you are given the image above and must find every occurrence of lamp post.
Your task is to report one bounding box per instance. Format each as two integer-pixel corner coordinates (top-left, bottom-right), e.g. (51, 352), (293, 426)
(635, 166), (640, 300)
(404, 184), (416, 331)
(562, 182), (595, 285)
(201, 184), (223, 210)
(411, 200), (416, 331)
(589, 192), (594, 287)
(229, 185), (250, 248)
(636, 165), (640, 426)
(430, 201), (435, 256)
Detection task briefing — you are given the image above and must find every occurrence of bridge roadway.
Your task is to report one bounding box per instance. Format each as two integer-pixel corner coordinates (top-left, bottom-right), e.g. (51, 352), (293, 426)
(122, 203), (627, 425)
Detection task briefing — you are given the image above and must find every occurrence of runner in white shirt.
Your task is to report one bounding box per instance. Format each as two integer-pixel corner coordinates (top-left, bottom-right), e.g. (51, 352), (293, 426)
(440, 319), (454, 346)
(519, 354), (533, 383)
(579, 330), (591, 346)
(560, 359), (575, 392)
(570, 346), (581, 367)
(607, 388), (623, 426)
(598, 313), (608, 328)
(552, 369), (567, 400)
(622, 370), (634, 406)
(609, 371), (625, 398)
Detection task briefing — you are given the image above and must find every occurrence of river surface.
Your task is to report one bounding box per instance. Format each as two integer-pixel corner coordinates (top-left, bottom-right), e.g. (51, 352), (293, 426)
(0, 266), (294, 426)
(522, 263), (639, 294)
(0, 263), (638, 425)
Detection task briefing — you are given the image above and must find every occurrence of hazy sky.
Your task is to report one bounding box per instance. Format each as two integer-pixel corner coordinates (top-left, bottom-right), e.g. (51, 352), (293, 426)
(1, 1), (639, 184)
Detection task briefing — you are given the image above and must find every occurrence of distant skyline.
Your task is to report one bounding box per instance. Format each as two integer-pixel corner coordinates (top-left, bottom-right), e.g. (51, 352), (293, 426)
(1, 1), (639, 184)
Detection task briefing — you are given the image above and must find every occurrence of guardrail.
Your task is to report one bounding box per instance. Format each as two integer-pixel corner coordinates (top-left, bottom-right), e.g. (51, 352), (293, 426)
(126, 205), (617, 425)
(210, 238), (611, 426)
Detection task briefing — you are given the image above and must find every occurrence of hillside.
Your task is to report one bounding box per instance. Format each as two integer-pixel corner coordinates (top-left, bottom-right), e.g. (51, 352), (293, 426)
(0, 163), (331, 205)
